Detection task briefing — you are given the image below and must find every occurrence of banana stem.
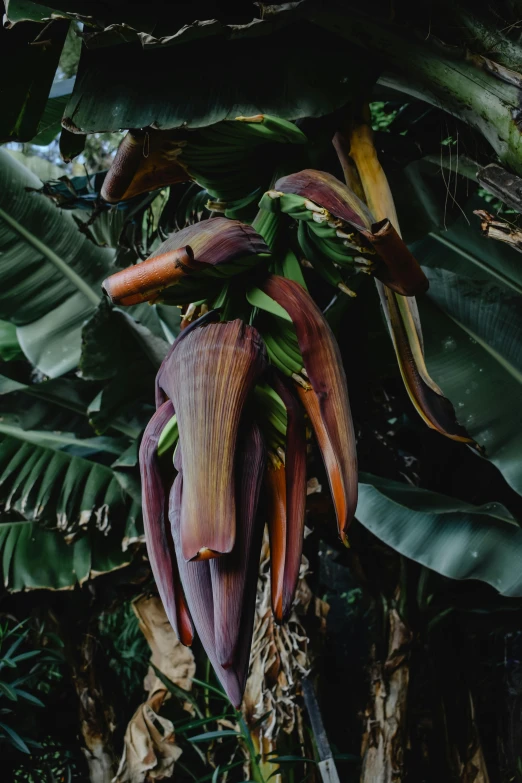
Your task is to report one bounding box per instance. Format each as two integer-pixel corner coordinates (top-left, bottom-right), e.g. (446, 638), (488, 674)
(331, 131), (366, 203)
(312, 8), (522, 174)
(335, 107), (401, 235)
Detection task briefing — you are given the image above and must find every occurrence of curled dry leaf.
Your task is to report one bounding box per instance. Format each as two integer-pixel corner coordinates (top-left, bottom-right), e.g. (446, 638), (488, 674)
(113, 691), (182, 783)
(113, 596), (196, 783)
(344, 114), (474, 446)
(133, 595), (196, 696)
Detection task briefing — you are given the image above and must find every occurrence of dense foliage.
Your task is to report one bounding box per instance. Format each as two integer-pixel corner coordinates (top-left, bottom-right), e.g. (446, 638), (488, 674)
(2, 1), (522, 781)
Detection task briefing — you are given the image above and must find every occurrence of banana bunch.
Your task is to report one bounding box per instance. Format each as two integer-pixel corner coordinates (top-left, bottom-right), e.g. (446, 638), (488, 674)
(182, 115), (307, 218)
(104, 153), (471, 703)
(253, 383), (288, 453)
(261, 169), (429, 297)
(259, 184), (376, 291)
(101, 115), (308, 222)
(158, 182), (212, 238)
(250, 307), (305, 383)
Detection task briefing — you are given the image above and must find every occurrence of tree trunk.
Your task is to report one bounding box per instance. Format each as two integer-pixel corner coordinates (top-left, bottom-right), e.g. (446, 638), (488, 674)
(360, 608), (412, 783)
(72, 632), (118, 783)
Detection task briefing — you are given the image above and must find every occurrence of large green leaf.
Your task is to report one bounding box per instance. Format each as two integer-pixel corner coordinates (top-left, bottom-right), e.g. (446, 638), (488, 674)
(413, 196), (522, 295)
(5, 150), (63, 181)
(419, 288), (522, 497)
(357, 473), (522, 596)
(0, 418), (141, 590)
(0, 148), (113, 377)
(0, 18), (68, 142)
(30, 77), (76, 146)
(79, 301), (167, 434)
(398, 197), (522, 496)
(0, 518), (135, 591)
(3, 1), (63, 24)
(63, 21), (373, 132)
(0, 323), (23, 363)
(0, 428), (133, 531)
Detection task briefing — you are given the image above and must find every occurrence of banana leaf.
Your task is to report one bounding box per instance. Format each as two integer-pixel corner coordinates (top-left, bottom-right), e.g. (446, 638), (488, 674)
(63, 22), (373, 132)
(3, 1), (64, 24)
(0, 370), (142, 589)
(30, 77), (76, 146)
(357, 473), (522, 597)
(6, 149), (62, 181)
(0, 414), (134, 519)
(413, 196), (522, 296)
(79, 301), (167, 434)
(0, 17), (68, 142)
(0, 149), (112, 377)
(420, 281), (522, 497)
(0, 517), (136, 591)
(0, 323), (23, 363)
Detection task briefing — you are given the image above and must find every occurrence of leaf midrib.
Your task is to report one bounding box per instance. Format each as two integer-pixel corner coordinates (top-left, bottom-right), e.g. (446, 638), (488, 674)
(0, 207), (101, 306)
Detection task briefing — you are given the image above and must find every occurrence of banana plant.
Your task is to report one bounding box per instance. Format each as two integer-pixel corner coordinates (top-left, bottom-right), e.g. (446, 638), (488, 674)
(99, 102), (522, 705)
(4, 0), (522, 741)
(0, 152), (181, 592)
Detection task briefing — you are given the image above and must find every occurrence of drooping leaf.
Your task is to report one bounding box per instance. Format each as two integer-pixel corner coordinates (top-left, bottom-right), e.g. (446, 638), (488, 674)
(31, 76), (76, 146)
(0, 516), (135, 591)
(63, 21), (373, 133)
(376, 282), (474, 444)
(3, 1), (65, 24)
(0, 410), (139, 590)
(0, 149), (113, 377)
(0, 427), (135, 536)
(419, 276), (522, 497)
(357, 473), (522, 596)
(0, 18), (69, 142)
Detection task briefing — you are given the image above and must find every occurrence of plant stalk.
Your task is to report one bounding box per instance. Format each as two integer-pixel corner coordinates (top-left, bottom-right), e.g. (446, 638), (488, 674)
(312, 9), (522, 174)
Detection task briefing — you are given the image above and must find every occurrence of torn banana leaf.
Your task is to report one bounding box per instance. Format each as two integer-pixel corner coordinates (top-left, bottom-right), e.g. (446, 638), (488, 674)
(376, 280), (474, 444)
(262, 169), (428, 295)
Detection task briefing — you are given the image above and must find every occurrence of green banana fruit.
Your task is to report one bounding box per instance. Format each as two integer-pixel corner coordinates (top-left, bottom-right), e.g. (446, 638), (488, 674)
(263, 332), (301, 376)
(297, 221), (344, 287)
